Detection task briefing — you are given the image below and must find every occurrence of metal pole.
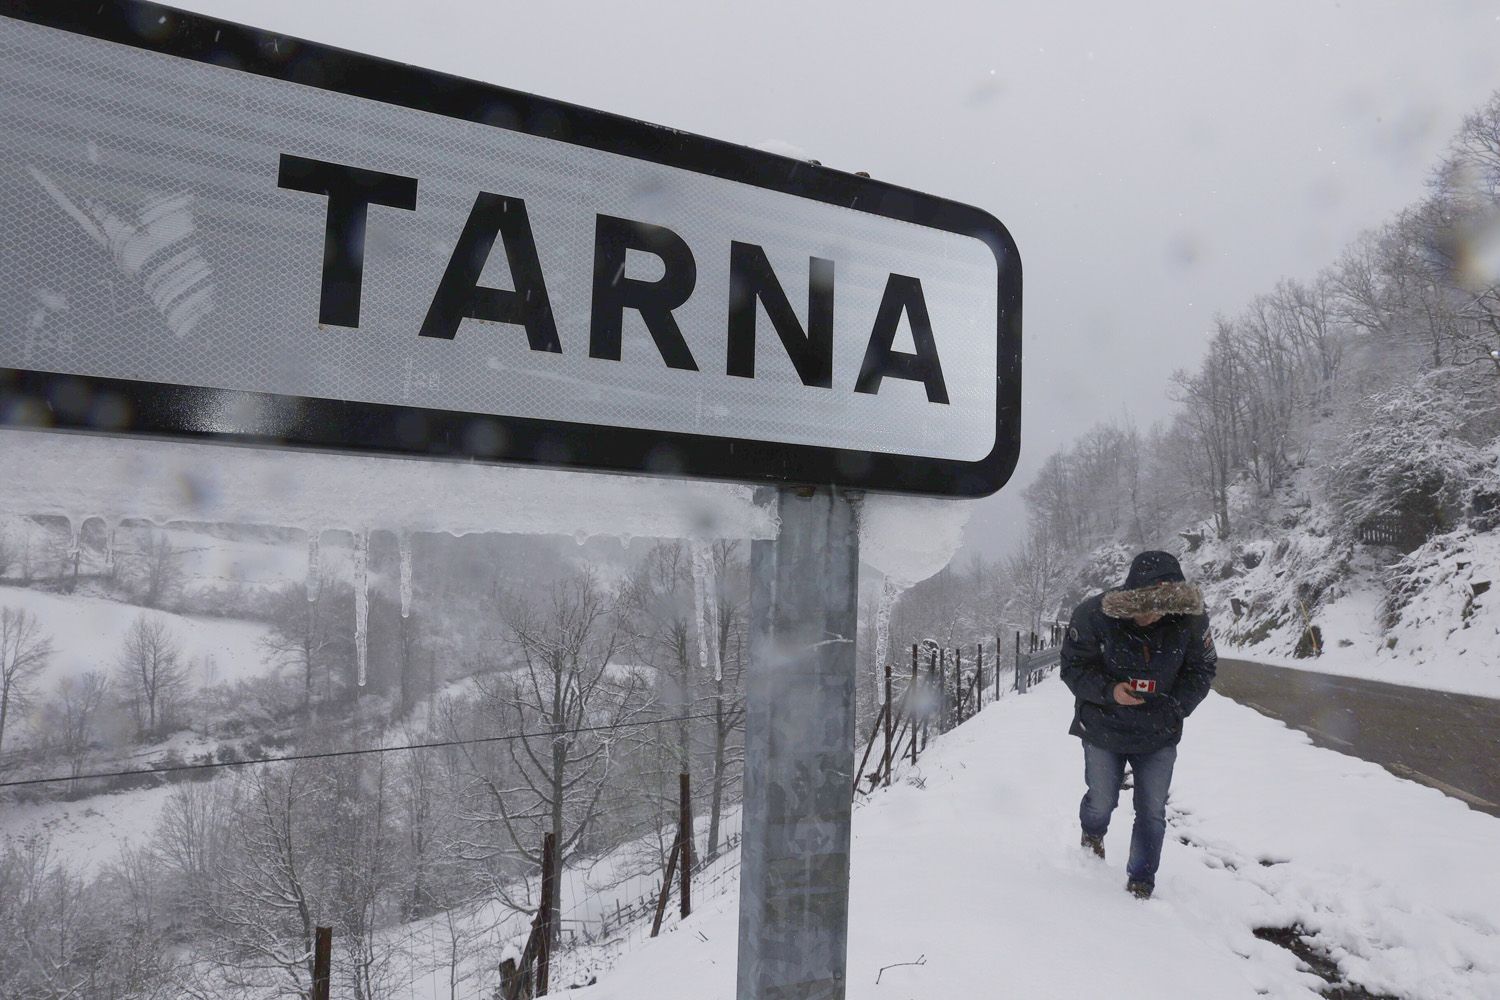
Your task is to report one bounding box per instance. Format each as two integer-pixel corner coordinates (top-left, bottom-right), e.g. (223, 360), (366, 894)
(1014, 631), (1023, 693)
(737, 486), (860, 1000)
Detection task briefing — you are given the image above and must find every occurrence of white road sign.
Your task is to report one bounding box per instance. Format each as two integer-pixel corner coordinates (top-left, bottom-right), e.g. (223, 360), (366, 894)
(0, 0), (1020, 496)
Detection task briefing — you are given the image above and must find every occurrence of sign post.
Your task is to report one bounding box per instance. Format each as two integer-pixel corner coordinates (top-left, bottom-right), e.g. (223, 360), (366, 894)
(0, 3), (1021, 997)
(739, 487), (861, 998)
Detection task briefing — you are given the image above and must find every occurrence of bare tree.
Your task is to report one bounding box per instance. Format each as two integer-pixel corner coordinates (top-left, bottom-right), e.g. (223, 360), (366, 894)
(0, 606), (52, 759)
(134, 529), (184, 609)
(262, 576), (343, 714)
(154, 781), (234, 923)
(1170, 324), (1245, 538)
(622, 542), (697, 776)
(453, 571), (639, 947)
(1006, 526), (1068, 634)
(212, 766), (320, 998)
(118, 613), (185, 734)
(0, 525), (16, 580)
(703, 541), (748, 861)
(43, 671), (110, 789)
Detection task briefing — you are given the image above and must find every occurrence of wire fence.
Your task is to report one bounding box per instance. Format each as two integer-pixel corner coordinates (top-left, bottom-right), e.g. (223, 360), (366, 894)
(0, 626), (1065, 1000)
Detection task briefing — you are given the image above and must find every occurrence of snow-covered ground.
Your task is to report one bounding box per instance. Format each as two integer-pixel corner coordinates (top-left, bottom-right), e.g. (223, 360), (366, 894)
(568, 679), (1500, 1000)
(0, 785), (179, 876)
(0, 585), (274, 691)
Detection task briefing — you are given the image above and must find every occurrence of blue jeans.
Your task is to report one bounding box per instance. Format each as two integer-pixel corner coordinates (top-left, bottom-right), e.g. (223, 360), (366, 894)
(1079, 742), (1177, 886)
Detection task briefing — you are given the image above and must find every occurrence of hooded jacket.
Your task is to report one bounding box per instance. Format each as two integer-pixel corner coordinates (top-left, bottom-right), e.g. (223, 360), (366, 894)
(1060, 567), (1218, 754)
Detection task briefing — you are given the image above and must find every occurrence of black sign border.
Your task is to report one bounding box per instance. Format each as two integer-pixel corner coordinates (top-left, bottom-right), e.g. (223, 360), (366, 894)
(0, 0), (1021, 498)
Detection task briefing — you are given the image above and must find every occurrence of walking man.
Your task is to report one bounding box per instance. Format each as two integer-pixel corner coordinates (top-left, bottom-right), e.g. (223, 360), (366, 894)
(1060, 551), (1217, 899)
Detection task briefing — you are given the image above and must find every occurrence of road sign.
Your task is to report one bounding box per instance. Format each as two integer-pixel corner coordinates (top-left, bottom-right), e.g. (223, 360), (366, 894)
(0, 0), (1019, 497)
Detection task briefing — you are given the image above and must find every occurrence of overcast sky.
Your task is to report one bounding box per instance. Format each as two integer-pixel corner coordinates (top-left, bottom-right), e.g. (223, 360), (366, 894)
(174, 0), (1500, 556)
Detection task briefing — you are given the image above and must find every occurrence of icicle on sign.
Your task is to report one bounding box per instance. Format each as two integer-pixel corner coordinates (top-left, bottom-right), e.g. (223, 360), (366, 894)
(0, 0), (1021, 498)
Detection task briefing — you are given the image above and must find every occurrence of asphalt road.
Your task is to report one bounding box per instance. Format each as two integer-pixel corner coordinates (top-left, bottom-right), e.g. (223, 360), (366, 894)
(1213, 658), (1500, 818)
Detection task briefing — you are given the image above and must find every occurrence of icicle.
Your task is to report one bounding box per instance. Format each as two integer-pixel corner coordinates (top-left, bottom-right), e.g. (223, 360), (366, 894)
(353, 528), (368, 687)
(399, 531), (412, 619)
(66, 516), (79, 558)
(689, 539), (722, 682)
(305, 529), (321, 602)
(103, 517), (119, 568)
(872, 574), (904, 702)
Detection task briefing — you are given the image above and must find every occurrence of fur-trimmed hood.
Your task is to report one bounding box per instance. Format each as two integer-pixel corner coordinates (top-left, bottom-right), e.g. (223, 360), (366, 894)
(1101, 581), (1204, 619)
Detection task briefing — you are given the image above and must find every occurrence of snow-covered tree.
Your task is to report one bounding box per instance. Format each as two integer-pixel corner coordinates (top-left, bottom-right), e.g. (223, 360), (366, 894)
(0, 605), (52, 759)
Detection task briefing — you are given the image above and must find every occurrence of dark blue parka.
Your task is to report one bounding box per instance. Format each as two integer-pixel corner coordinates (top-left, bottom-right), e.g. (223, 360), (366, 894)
(1060, 591), (1218, 754)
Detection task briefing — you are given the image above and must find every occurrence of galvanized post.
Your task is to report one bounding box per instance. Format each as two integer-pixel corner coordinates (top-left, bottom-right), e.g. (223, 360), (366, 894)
(1014, 631), (1023, 693)
(737, 486), (860, 1000)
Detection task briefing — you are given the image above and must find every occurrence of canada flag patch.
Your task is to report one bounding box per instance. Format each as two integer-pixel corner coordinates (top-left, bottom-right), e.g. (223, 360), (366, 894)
(1127, 678), (1158, 694)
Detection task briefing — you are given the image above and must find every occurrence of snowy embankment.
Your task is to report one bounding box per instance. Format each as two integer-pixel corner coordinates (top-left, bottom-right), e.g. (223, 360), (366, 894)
(0, 586), (274, 690)
(1185, 509), (1500, 700)
(573, 680), (1500, 1000)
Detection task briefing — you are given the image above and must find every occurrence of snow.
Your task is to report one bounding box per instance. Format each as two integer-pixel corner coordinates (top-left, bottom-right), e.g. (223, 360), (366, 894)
(0, 427), (778, 541)
(566, 680), (1500, 1000)
(859, 494), (972, 588)
(0, 784), (177, 875)
(0, 586), (273, 692)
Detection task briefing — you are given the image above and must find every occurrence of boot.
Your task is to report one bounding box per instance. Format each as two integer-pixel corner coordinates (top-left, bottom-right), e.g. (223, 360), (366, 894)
(1080, 833), (1105, 860)
(1126, 879), (1153, 900)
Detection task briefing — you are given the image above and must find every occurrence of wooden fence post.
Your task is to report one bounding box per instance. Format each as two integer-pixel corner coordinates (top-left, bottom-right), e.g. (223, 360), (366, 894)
(853, 699), (890, 793)
(910, 645), (920, 764)
(995, 636), (1002, 700)
(651, 830), (682, 938)
(882, 663), (893, 786)
(538, 832), (556, 996)
(499, 958), (519, 999)
(975, 643), (983, 712)
(953, 648), (963, 724)
(311, 926), (332, 1000)
(924, 648), (936, 749)
(679, 773), (693, 919)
